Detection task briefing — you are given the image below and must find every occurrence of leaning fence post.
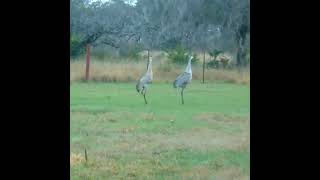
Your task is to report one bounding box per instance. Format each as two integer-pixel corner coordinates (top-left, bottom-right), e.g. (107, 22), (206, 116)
(84, 148), (88, 163)
(202, 49), (205, 83)
(85, 44), (90, 81)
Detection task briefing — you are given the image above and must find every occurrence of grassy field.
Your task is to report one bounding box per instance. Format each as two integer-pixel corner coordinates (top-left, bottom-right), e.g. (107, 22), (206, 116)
(70, 81), (250, 179)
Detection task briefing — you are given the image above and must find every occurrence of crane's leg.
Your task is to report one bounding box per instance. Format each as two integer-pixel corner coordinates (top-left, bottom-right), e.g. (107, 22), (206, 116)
(141, 87), (145, 95)
(143, 88), (148, 104)
(181, 88), (184, 105)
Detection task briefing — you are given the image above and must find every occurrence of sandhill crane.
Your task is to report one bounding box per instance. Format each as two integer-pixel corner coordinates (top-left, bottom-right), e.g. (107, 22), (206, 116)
(173, 55), (193, 104)
(136, 56), (153, 104)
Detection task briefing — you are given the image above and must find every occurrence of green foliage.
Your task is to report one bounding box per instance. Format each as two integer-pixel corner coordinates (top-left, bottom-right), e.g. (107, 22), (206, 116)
(167, 45), (188, 64)
(119, 43), (143, 60)
(70, 33), (85, 58)
(192, 53), (200, 63)
(167, 45), (199, 64)
(208, 49), (224, 61)
(207, 59), (220, 69)
(207, 49), (224, 69)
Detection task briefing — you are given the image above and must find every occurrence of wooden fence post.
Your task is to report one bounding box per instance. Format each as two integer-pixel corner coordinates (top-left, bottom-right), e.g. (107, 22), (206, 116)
(84, 148), (88, 163)
(202, 50), (205, 84)
(85, 44), (90, 81)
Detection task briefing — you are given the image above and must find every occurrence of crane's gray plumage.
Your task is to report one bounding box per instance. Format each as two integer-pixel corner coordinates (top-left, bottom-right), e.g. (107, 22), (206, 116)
(136, 56), (153, 104)
(136, 74), (152, 93)
(173, 72), (191, 88)
(173, 56), (193, 104)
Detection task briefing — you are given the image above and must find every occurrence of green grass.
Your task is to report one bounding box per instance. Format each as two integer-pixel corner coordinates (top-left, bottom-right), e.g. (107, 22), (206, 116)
(70, 81), (250, 179)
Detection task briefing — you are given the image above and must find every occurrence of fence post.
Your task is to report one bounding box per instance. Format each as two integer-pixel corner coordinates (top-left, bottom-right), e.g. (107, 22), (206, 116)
(147, 49), (150, 70)
(202, 49), (205, 84)
(84, 148), (88, 163)
(85, 44), (90, 81)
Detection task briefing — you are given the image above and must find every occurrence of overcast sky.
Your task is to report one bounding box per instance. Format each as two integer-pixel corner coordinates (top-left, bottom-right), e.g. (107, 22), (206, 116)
(91, 0), (137, 5)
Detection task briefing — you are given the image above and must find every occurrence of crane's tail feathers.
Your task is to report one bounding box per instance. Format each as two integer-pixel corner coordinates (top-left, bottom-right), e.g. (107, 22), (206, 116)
(136, 83), (142, 93)
(173, 80), (178, 88)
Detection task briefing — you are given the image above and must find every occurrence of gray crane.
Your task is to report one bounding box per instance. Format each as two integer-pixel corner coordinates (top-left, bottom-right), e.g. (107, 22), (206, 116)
(173, 55), (193, 104)
(136, 56), (153, 104)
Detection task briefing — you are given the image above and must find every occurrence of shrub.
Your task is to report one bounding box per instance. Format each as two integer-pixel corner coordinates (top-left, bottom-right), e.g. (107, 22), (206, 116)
(167, 45), (199, 64)
(220, 56), (230, 69)
(208, 49), (224, 61)
(207, 49), (224, 69)
(207, 60), (220, 69)
(70, 34), (85, 58)
(167, 45), (187, 64)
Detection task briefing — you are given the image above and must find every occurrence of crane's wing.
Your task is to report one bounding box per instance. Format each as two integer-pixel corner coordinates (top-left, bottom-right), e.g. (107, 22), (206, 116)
(173, 72), (191, 88)
(136, 74), (152, 92)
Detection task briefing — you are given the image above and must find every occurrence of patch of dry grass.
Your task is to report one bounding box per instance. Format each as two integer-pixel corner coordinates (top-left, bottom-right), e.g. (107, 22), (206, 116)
(70, 60), (144, 83)
(70, 55), (249, 85)
(71, 113), (250, 179)
(214, 167), (249, 180)
(150, 128), (249, 152)
(139, 112), (156, 121)
(70, 153), (85, 166)
(195, 113), (249, 123)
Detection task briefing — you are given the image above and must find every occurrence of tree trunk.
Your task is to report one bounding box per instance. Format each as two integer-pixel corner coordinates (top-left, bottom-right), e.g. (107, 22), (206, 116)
(236, 27), (248, 67)
(236, 47), (241, 67)
(85, 44), (90, 81)
(236, 46), (247, 67)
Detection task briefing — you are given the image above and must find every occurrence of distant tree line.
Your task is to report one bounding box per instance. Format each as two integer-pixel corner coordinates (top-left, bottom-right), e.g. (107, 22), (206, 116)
(71, 0), (250, 66)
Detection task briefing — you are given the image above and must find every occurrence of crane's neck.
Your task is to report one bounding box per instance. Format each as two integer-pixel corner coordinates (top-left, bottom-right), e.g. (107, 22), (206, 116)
(147, 59), (153, 75)
(184, 58), (192, 74)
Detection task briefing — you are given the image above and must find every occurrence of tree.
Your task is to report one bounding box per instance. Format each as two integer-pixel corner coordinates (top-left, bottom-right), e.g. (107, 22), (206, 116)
(221, 0), (250, 67)
(70, 0), (138, 57)
(70, 0), (250, 65)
